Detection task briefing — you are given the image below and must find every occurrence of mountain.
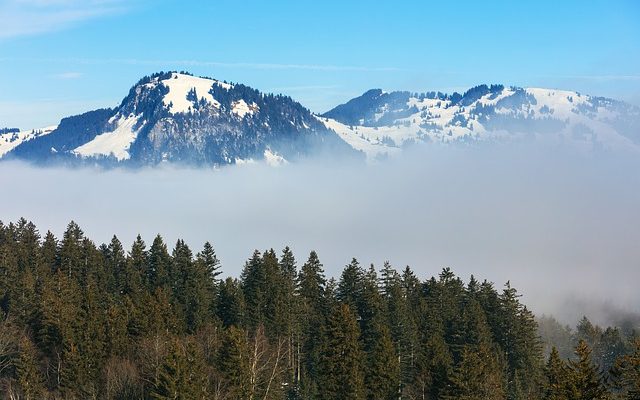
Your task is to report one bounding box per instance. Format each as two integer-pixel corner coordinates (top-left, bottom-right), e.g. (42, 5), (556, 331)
(3, 75), (640, 166)
(320, 85), (640, 160)
(0, 126), (57, 158)
(4, 72), (357, 166)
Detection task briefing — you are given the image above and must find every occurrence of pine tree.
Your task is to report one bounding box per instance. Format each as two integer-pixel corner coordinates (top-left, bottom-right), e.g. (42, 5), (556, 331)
(297, 251), (327, 398)
(147, 235), (172, 291)
(544, 347), (571, 400)
(359, 265), (400, 400)
(217, 277), (245, 328)
(196, 241), (221, 316)
(610, 339), (640, 400)
(568, 340), (608, 400)
(58, 221), (84, 281)
(218, 326), (251, 399)
(150, 338), (209, 399)
(337, 258), (364, 312)
(319, 303), (365, 400)
(15, 335), (46, 400)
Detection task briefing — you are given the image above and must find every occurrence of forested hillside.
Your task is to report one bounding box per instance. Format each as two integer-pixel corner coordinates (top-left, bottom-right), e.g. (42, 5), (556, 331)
(0, 218), (637, 399)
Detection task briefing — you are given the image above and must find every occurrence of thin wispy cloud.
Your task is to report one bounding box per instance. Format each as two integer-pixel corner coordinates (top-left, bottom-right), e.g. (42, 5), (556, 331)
(52, 71), (83, 80)
(540, 74), (640, 82)
(0, 0), (128, 39)
(268, 85), (341, 92)
(0, 56), (403, 72)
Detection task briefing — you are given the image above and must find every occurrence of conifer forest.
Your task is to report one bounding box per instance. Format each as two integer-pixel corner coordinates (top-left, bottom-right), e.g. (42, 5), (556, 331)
(0, 218), (637, 399)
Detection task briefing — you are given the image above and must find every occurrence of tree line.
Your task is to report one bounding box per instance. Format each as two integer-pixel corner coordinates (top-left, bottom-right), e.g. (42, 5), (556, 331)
(0, 218), (638, 399)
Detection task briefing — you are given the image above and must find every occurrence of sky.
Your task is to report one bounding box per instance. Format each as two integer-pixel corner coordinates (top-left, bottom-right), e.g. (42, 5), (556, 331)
(0, 0), (639, 129)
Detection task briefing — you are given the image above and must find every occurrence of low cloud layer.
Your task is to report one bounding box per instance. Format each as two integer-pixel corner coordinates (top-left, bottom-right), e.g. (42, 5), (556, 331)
(0, 144), (638, 326)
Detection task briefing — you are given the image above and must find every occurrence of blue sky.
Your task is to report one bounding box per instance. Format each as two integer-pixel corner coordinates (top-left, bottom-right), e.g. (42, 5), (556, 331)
(1, 0), (639, 129)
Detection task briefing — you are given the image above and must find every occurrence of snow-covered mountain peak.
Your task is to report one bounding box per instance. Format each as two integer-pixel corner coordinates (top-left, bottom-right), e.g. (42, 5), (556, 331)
(4, 71), (355, 166)
(321, 84), (640, 161)
(150, 72), (232, 114)
(5, 74), (638, 167)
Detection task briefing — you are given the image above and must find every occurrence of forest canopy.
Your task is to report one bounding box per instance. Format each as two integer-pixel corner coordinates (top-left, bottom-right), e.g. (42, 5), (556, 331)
(0, 218), (637, 400)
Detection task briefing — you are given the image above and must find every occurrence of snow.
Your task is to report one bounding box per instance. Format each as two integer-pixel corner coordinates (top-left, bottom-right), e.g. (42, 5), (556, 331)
(232, 99), (258, 118)
(0, 125), (57, 158)
(235, 157), (256, 165)
(325, 86), (640, 156)
(73, 114), (141, 161)
(264, 149), (288, 166)
(161, 73), (230, 114)
(317, 116), (401, 162)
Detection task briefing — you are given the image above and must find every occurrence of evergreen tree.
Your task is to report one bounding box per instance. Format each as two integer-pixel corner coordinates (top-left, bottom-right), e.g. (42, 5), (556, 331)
(218, 326), (251, 399)
(359, 265), (400, 400)
(196, 241), (221, 316)
(568, 340), (608, 400)
(610, 339), (640, 400)
(544, 347), (571, 400)
(147, 235), (172, 291)
(337, 258), (364, 312)
(14, 335), (46, 400)
(319, 303), (365, 400)
(297, 251), (327, 398)
(218, 277), (245, 328)
(150, 338), (209, 400)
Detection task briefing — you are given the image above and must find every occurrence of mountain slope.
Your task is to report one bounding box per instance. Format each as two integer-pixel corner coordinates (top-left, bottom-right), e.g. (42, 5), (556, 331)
(321, 85), (640, 160)
(0, 126), (57, 158)
(7, 72), (358, 166)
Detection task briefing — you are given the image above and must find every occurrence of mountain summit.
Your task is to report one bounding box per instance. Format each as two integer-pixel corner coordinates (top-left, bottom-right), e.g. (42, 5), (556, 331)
(3, 72), (355, 166)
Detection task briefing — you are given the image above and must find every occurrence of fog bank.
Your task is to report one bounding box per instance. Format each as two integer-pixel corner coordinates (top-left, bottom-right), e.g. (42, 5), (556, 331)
(1, 145), (638, 326)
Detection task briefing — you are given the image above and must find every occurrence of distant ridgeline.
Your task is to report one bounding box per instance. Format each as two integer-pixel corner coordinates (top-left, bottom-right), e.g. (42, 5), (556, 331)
(1, 71), (639, 167)
(0, 128), (20, 135)
(0, 217), (638, 399)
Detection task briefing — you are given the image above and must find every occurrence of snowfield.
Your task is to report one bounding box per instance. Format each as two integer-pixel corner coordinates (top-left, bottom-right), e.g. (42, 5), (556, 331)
(73, 115), (141, 161)
(160, 73), (231, 114)
(0, 126), (57, 158)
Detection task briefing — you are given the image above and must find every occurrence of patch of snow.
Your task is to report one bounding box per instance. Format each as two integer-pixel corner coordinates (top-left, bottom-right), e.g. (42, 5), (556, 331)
(264, 149), (288, 166)
(235, 157), (256, 165)
(232, 99), (258, 118)
(161, 73), (227, 114)
(0, 125), (57, 158)
(317, 116), (401, 162)
(73, 114), (141, 161)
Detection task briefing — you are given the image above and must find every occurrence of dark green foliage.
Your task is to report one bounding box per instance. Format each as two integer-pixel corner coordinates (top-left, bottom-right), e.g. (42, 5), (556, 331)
(14, 335), (46, 400)
(0, 217), (636, 399)
(149, 337), (209, 399)
(319, 303), (365, 400)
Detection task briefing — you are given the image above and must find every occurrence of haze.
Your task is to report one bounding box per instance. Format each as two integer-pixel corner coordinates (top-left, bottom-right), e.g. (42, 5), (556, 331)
(0, 144), (638, 326)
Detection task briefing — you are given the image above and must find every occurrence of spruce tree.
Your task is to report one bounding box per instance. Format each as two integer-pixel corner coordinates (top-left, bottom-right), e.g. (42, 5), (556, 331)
(568, 340), (608, 400)
(610, 339), (640, 400)
(218, 326), (251, 398)
(15, 335), (46, 400)
(544, 347), (571, 400)
(319, 303), (365, 400)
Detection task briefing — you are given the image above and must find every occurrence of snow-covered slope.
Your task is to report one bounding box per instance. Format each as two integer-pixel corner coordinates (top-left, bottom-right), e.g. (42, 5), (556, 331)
(72, 114), (141, 161)
(0, 126), (57, 158)
(5, 76), (639, 167)
(321, 85), (640, 160)
(5, 71), (355, 166)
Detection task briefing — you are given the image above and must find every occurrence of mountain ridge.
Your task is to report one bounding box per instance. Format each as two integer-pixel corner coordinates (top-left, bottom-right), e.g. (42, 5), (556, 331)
(2, 73), (639, 166)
